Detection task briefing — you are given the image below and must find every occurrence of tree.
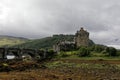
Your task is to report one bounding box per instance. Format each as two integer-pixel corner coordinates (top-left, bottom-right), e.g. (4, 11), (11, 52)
(94, 45), (106, 52)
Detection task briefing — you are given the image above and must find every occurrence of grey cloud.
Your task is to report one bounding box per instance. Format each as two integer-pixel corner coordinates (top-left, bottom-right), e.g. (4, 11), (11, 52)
(0, 0), (120, 46)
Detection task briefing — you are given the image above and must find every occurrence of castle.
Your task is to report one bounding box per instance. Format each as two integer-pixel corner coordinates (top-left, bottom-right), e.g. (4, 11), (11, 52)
(75, 27), (89, 47)
(53, 27), (93, 52)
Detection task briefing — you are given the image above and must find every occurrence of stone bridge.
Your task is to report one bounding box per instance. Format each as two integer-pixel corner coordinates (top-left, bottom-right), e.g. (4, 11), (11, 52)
(0, 48), (49, 60)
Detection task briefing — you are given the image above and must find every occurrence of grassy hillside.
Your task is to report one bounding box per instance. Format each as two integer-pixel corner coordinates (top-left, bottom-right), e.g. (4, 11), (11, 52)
(0, 35), (28, 47)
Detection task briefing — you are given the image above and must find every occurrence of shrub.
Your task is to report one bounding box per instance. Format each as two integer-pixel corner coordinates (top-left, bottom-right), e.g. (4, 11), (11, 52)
(106, 47), (117, 56)
(59, 51), (69, 57)
(45, 49), (55, 58)
(77, 47), (90, 57)
(117, 50), (120, 56)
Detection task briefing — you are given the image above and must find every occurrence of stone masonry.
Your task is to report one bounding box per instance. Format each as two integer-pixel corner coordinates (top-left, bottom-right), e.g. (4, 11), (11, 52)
(75, 27), (89, 47)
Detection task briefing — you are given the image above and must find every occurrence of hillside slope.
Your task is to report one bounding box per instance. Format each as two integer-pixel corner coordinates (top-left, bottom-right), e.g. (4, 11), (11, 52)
(0, 35), (29, 47)
(13, 35), (75, 49)
(14, 34), (94, 49)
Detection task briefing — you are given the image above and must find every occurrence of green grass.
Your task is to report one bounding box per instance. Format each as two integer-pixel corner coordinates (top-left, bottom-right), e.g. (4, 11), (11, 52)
(0, 38), (28, 47)
(60, 56), (120, 60)
(45, 60), (120, 69)
(56, 51), (120, 60)
(91, 52), (107, 57)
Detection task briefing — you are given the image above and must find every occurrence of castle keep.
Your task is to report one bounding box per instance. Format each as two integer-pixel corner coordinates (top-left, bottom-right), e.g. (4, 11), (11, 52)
(75, 27), (89, 47)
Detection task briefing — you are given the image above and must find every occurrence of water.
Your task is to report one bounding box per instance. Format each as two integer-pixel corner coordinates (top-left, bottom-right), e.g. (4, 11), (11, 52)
(7, 55), (15, 59)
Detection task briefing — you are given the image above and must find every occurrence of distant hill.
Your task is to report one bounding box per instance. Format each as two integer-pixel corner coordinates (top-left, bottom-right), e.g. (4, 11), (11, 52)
(0, 35), (29, 47)
(13, 34), (94, 49)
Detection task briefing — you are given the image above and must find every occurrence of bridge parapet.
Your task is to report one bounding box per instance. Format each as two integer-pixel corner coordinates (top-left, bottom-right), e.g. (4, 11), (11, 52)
(0, 47), (48, 60)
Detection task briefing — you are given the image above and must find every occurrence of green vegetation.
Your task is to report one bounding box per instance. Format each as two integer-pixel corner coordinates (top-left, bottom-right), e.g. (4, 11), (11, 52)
(0, 35), (28, 47)
(60, 56), (120, 60)
(106, 47), (117, 56)
(45, 61), (120, 69)
(0, 35), (119, 60)
(77, 47), (90, 57)
(55, 45), (120, 60)
(13, 34), (94, 49)
(14, 34), (75, 49)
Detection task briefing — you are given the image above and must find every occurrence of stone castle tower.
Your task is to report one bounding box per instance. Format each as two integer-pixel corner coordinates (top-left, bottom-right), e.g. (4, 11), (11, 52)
(75, 27), (89, 47)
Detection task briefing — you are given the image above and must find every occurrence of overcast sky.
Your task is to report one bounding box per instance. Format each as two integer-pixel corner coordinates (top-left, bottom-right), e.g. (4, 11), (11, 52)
(0, 0), (120, 48)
